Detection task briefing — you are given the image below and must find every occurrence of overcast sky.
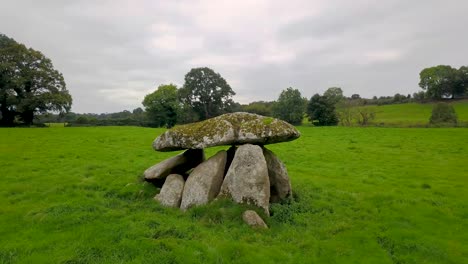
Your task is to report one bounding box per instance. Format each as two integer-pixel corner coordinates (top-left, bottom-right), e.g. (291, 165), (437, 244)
(1, 0), (467, 113)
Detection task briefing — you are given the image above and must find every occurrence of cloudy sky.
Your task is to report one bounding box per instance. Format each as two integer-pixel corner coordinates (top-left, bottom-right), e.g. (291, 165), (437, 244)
(1, 0), (467, 113)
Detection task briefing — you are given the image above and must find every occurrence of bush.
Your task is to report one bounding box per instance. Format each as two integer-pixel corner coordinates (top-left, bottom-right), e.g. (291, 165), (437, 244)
(429, 103), (457, 125)
(356, 108), (376, 126)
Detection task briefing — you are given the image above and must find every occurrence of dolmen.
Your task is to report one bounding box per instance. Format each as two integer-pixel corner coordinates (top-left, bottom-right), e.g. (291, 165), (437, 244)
(144, 112), (300, 218)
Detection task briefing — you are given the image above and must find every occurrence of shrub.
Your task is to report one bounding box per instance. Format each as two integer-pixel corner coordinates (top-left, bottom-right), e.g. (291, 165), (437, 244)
(429, 103), (457, 125)
(356, 108), (376, 126)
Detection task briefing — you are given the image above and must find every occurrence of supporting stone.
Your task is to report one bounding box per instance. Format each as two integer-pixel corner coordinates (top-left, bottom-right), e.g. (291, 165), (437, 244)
(144, 149), (204, 180)
(219, 144), (270, 215)
(180, 150), (227, 210)
(154, 174), (185, 208)
(262, 147), (292, 203)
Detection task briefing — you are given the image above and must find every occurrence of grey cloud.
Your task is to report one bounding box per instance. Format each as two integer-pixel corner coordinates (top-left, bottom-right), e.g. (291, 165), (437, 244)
(1, 0), (467, 113)
(278, 1), (406, 39)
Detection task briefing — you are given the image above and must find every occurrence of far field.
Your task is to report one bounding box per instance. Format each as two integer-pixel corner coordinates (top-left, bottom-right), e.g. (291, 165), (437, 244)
(0, 126), (467, 263)
(359, 100), (468, 126)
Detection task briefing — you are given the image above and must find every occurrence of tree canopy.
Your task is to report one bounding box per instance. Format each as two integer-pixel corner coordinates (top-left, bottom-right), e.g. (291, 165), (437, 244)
(142, 84), (180, 128)
(179, 67), (235, 120)
(419, 65), (467, 99)
(272, 87), (305, 125)
(323, 87), (344, 105)
(0, 34), (72, 126)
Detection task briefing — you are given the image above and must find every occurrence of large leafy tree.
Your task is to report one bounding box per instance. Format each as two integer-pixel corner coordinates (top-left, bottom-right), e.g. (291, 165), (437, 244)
(307, 94), (338, 126)
(179, 67), (235, 120)
(142, 84), (180, 128)
(272, 87), (304, 125)
(0, 34), (72, 126)
(419, 65), (462, 99)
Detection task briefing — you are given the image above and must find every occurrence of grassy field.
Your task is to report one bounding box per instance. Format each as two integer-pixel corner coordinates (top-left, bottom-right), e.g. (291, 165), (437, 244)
(360, 100), (468, 126)
(0, 126), (467, 263)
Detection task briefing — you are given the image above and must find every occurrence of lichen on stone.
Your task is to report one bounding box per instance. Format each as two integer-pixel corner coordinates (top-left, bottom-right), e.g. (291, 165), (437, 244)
(262, 117), (274, 125)
(153, 112), (300, 152)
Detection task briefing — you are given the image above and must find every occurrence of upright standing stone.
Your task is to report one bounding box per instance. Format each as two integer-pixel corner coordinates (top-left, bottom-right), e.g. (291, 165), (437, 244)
(263, 147), (292, 203)
(219, 144), (270, 214)
(180, 150), (227, 210)
(144, 149), (204, 180)
(155, 174), (185, 208)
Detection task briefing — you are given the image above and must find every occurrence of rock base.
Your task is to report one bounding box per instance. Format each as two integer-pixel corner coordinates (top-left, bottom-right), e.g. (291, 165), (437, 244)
(146, 144), (292, 215)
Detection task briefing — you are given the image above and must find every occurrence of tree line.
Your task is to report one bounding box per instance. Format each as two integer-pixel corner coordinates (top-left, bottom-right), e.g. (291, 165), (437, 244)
(140, 80), (371, 127)
(1, 33), (467, 127)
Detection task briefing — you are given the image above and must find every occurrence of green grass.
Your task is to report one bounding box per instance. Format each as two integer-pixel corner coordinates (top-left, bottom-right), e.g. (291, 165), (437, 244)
(0, 126), (467, 263)
(360, 100), (468, 126)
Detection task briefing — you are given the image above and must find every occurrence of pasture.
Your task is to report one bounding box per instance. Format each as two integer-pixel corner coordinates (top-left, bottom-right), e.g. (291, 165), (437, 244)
(360, 100), (468, 126)
(0, 126), (467, 263)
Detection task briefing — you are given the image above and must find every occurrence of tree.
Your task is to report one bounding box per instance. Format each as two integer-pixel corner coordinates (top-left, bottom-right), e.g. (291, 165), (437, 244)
(272, 87), (304, 125)
(393, 93), (407, 103)
(306, 94), (338, 126)
(419, 65), (462, 99)
(336, 99), (376, 126)
(323, 87), (344, 105)
(0, 34), (72, 126)
(177, 103), (199, 124)
(355, 107), (376, 126)
(429, 103), (457, 125)
(351, 94), (361, 100)
(413, 91), (427, 101)
(179, 67), (235, 120)
(142, 84), (180, 128)
(336, 99), (357, 126)
(131, 107), (145, 122)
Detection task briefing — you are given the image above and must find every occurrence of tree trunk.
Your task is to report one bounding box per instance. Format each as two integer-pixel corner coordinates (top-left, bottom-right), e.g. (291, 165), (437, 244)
(204, 103), (209, 119)
(0, 102), (16, 126)
(21, 110), (34, 125)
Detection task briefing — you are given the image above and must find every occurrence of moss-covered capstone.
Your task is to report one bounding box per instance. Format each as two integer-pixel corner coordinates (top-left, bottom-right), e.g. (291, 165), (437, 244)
(153, 112), (300, 152)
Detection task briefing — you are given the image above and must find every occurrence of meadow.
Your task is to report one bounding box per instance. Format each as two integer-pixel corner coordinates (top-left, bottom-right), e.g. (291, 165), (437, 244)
(361, 100), (468, 126)
(0, 126), (467, 263)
